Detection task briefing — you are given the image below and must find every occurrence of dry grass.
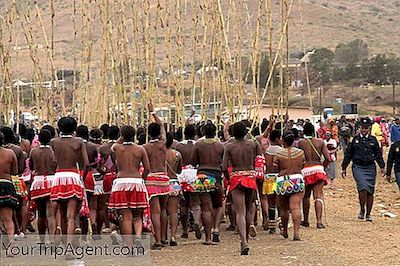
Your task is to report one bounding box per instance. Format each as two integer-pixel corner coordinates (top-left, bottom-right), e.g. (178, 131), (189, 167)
(1, 0), (399, 79)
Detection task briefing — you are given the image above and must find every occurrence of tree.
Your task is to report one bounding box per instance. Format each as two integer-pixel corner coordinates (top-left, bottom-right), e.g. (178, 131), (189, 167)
(362, 54), (389, 85)
(309, 48), (335, 85)
(335, 39), (369, 65)
(244, 52), (278, 89)
(387, 57), (400, 83)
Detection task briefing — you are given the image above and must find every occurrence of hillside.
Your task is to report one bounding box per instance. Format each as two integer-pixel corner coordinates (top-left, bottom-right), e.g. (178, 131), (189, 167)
(1, 0), (399, 79)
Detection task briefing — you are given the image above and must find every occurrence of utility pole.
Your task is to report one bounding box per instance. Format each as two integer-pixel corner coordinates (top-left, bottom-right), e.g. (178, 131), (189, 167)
(393, 76), (396, 116)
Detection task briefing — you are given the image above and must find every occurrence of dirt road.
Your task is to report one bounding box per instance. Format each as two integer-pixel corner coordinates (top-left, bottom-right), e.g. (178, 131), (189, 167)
(151, 162), (400, 265)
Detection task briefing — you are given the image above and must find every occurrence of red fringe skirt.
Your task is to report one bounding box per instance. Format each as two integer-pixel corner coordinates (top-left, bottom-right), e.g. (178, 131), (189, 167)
(108, 177), (149, 209)
(229, 171), (257, 192)
(103, 172), (117, 194)
(30, 174), (54, 200)
(50, 169), (84, 201)
(145, 173), (171, 199)
(80, 170), (95, 193)
(301, 165), (328, 186)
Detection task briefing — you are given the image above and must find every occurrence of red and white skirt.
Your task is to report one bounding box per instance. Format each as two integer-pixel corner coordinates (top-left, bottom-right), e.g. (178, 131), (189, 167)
(81, 170), (95, 193)
(301, 165), (328, 186)
(229, 171), (257, 192)
(145, 173), (170, 199)
(108, 178), (149, 209)
(30, 175), (54, 200)
(177, 165), (197, 192)
(50, 169), (84, 201)
(103, 172), (117, 194)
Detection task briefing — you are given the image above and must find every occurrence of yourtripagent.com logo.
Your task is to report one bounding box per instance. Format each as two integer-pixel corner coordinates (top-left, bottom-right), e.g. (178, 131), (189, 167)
(0, 234), (150, 265)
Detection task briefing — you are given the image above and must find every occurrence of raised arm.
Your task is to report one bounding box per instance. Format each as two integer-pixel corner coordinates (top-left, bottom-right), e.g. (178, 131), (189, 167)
(223, 121), (231, 141)
(148, 100), (166, 143)
(262, 115), (275, 138)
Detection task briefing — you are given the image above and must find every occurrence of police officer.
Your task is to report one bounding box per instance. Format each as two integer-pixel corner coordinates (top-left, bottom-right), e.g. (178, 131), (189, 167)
(341, 117), (385, 222)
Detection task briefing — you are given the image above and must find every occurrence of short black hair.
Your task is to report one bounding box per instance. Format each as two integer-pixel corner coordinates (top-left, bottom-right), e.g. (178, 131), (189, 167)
(203, 123), (217, 138)
(303, 122), (315, 137)
(174, 127), (183, 142)
(148, 123), (161, 138)
(291, 128), (299, 139)
(42, 125), (56, 139)
(76, 125), (89, 140)
(138, 133), (147, 145)
(283, 131), (295, 146)
(90, 128), (103, 140)
(275, 122), (283, 131)
(166, 132), (174, 148)
(232, 122), (248, 140)
(269, 130), (282, 142)
(184, 124), (196, 139)
(251, 127), (260, 137)
(121, 125), (135, 142)
(261, 118), (269, 133)
(136, 127), (146, 139)
(1, 127), (16, 145)
(197, 124), (204, 138)
(241, 120), (251, 128)
(0, 132), (4, 146)
(39, 129), (51, 145)
(26, 128), (36, 144)
(14, 123), (27, 138)
(100, 124), (110, 139)
(58, 117), (77, 135)
(108, 126), (120, 141)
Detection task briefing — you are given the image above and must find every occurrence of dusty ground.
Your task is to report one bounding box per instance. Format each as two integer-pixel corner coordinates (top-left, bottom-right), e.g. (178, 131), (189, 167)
(151, 153), (400, 266)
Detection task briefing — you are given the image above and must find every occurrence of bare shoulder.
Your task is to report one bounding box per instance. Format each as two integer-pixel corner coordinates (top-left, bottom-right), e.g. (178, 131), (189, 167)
(74, 137), (85, 144)
(111, 143), (120, 151)
(30, 147), (39, 156)
(293, 147), (305, 155)
(225, 141), (234, 150)
(98, 144), (107, 153)
(3, 148), (15, 157)
(314, 138), (325, 146)
(1, 148), (16, 161)
(247, 139), (257, 145)
(194, 140), (203, 147)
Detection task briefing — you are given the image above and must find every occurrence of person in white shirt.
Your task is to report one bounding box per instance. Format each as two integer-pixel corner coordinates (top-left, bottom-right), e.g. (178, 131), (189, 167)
(324, 132), (337, 189)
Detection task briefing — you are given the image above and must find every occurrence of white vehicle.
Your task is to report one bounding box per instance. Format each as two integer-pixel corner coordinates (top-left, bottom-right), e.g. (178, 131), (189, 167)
(21, 112), (38, 121)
